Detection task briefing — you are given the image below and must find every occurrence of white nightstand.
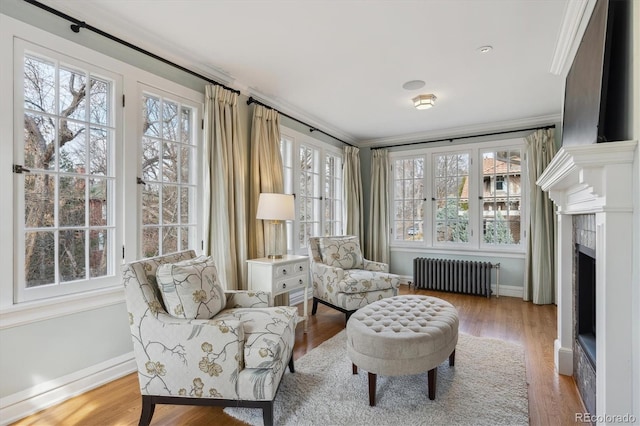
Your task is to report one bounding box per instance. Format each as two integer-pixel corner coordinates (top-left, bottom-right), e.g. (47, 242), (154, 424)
(246, 255), (310, 332)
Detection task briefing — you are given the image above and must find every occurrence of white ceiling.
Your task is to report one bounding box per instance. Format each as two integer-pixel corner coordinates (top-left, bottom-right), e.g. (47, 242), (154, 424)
(41, 0), (570, 146)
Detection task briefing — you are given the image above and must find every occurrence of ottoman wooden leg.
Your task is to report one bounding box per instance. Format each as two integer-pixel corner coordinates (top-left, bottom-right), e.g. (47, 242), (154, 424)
(449, 349), (456, 367)
(368, 372), (377, 406)
(428, 367), (437, 400)
(352, 363), (358, 374)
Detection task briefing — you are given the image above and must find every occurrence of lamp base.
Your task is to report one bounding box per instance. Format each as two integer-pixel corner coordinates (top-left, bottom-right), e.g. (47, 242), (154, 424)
(267, 254), (284, 260)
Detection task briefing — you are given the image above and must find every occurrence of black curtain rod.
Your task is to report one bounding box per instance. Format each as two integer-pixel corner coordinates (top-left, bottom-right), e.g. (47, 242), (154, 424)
(23, 0), (240, 95)
(373, 124), (556, 150)
(246, 97), (354, 147)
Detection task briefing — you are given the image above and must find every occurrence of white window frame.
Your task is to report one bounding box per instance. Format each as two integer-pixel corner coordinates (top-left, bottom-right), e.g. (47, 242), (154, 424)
(280, 126), (344, 255)
(13, 40), (123, 303)
(0, 16), (204, 328)
(389, 138), (527, 255)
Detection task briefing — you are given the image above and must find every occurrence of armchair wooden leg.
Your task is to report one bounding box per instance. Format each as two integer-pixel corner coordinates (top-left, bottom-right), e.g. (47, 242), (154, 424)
(288, 353), (295, 373)
(138, 395), (155, 426)
(449, 349), (456, 367)
(262, 401), (274, 426)
(311, 298), (319, 315)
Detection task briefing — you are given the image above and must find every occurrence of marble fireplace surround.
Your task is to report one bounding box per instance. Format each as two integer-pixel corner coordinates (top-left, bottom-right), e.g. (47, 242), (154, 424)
(537, 140), (637, 418)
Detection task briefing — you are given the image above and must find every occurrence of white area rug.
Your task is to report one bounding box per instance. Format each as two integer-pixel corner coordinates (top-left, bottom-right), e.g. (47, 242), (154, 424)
(225, 330), (528, 426)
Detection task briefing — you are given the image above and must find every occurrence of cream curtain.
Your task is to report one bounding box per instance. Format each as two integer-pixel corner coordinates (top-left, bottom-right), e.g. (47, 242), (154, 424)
(524, 128), (557, 304)
(204, 85), (247, 290)
(367, 149), (390, 263)
(248, 105), (288, 305)
(343, 146), (364, 240)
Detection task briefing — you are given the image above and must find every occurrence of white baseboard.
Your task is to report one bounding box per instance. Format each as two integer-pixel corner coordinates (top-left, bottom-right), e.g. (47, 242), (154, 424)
(0, 351), (136, 425)
(401, 281), (523, 299)
(491, 284), (524, 298)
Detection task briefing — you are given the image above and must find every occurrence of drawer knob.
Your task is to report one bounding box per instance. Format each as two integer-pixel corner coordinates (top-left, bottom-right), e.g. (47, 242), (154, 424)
(299, 279), (303, 285)
(298, 265), (303, 271)
(282, 283), (286, 288)
(282, 269), (287, 275)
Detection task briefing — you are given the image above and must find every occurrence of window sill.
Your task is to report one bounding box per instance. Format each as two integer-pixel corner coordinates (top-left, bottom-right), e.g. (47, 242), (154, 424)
(390, 245), (526, 259)
(0, 286), (125, 330)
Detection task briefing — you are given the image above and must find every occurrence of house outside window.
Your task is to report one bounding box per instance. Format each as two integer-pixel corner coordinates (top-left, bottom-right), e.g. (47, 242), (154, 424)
(480, 150), (522, 245)
(390, 139), (526, 252)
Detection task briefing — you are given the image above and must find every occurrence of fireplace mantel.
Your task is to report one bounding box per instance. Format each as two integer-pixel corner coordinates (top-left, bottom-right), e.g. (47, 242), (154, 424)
(536, 140), (638, 420)
(537, 140), (637, 214)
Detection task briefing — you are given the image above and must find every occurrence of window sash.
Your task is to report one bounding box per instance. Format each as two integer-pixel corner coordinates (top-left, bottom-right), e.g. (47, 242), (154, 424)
(14, 41), (122, 303)
(281, 128), (344, 255)
(139, 87), (199, 258)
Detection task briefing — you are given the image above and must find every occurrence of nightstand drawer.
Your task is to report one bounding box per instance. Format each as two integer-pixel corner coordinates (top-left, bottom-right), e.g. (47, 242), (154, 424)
(274, 275), (308, 293)
(274, 261), (307, 278)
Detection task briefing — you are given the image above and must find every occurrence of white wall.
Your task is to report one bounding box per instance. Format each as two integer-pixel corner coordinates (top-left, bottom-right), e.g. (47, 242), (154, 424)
(631, 0), (640, 420)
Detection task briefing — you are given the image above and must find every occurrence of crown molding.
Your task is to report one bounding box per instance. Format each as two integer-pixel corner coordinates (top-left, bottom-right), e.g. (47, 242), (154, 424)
(359, 114), (561, 148)
(549, 0), (597, 77)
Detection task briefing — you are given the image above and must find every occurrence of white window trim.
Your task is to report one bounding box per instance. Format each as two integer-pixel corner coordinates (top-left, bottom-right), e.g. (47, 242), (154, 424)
(280, 126), (344, 255)
(0, 15), (204, 327)
(389, 137), (528, 255)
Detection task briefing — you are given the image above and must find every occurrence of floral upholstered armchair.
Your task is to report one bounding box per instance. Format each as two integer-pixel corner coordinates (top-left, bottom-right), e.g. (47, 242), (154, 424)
(122, 250), (297, 426)
(308, 236), (400, 322)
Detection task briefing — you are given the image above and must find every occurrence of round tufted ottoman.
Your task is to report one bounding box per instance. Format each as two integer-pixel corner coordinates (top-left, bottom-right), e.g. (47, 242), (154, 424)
(346, 295), (459, 406)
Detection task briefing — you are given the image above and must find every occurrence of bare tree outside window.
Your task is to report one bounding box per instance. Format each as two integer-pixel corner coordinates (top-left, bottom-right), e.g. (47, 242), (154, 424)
(22, 55), (114, 288)
(393, 157), (425, 241)
(140, 93), (196, 257)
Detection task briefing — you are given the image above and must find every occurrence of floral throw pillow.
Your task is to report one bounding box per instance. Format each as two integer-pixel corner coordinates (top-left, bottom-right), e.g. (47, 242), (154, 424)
(318, 236), (364, 270)
(156, 256), (226, 319)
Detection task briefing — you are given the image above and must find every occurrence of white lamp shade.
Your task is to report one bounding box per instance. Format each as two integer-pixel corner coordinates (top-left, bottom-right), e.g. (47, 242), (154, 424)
(256, 193), (295, 220)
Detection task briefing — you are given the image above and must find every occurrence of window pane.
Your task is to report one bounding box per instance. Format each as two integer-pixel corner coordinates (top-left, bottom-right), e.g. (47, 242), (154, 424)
(142, 184), (160, 225)
(89, 178), (108, 226)
(162, 142), (178, 182)
(59, 67), (87, 121)
(163, 101), (179, 141)
(24, 56), (55, 113)
(89, 127), (108, 175)
(162, 226), (178, 254)
(142, 137), (160, 182)
(162, 185), (178, 224)
(143, 96), (160, 137)
(89, 78), (110, 125)
(25, 173), (55, 228)
(24, 113), (56, 170)
(59, 120), (86, 173)
(142, 227), (159, 258)
(59, 229), (86, 282)
(25, 231), (55, 287)
(59, 176), (86, 227)
(90, 229), (108, 278)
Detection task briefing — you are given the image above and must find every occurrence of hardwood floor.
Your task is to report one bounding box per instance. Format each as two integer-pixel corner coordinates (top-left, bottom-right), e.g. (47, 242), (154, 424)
(11, 286), (585, 425)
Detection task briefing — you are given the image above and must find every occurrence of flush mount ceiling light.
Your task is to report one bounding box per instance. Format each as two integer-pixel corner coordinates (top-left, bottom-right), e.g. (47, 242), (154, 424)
(478, 45), (493, 53)
(412, 94), (437, 110)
